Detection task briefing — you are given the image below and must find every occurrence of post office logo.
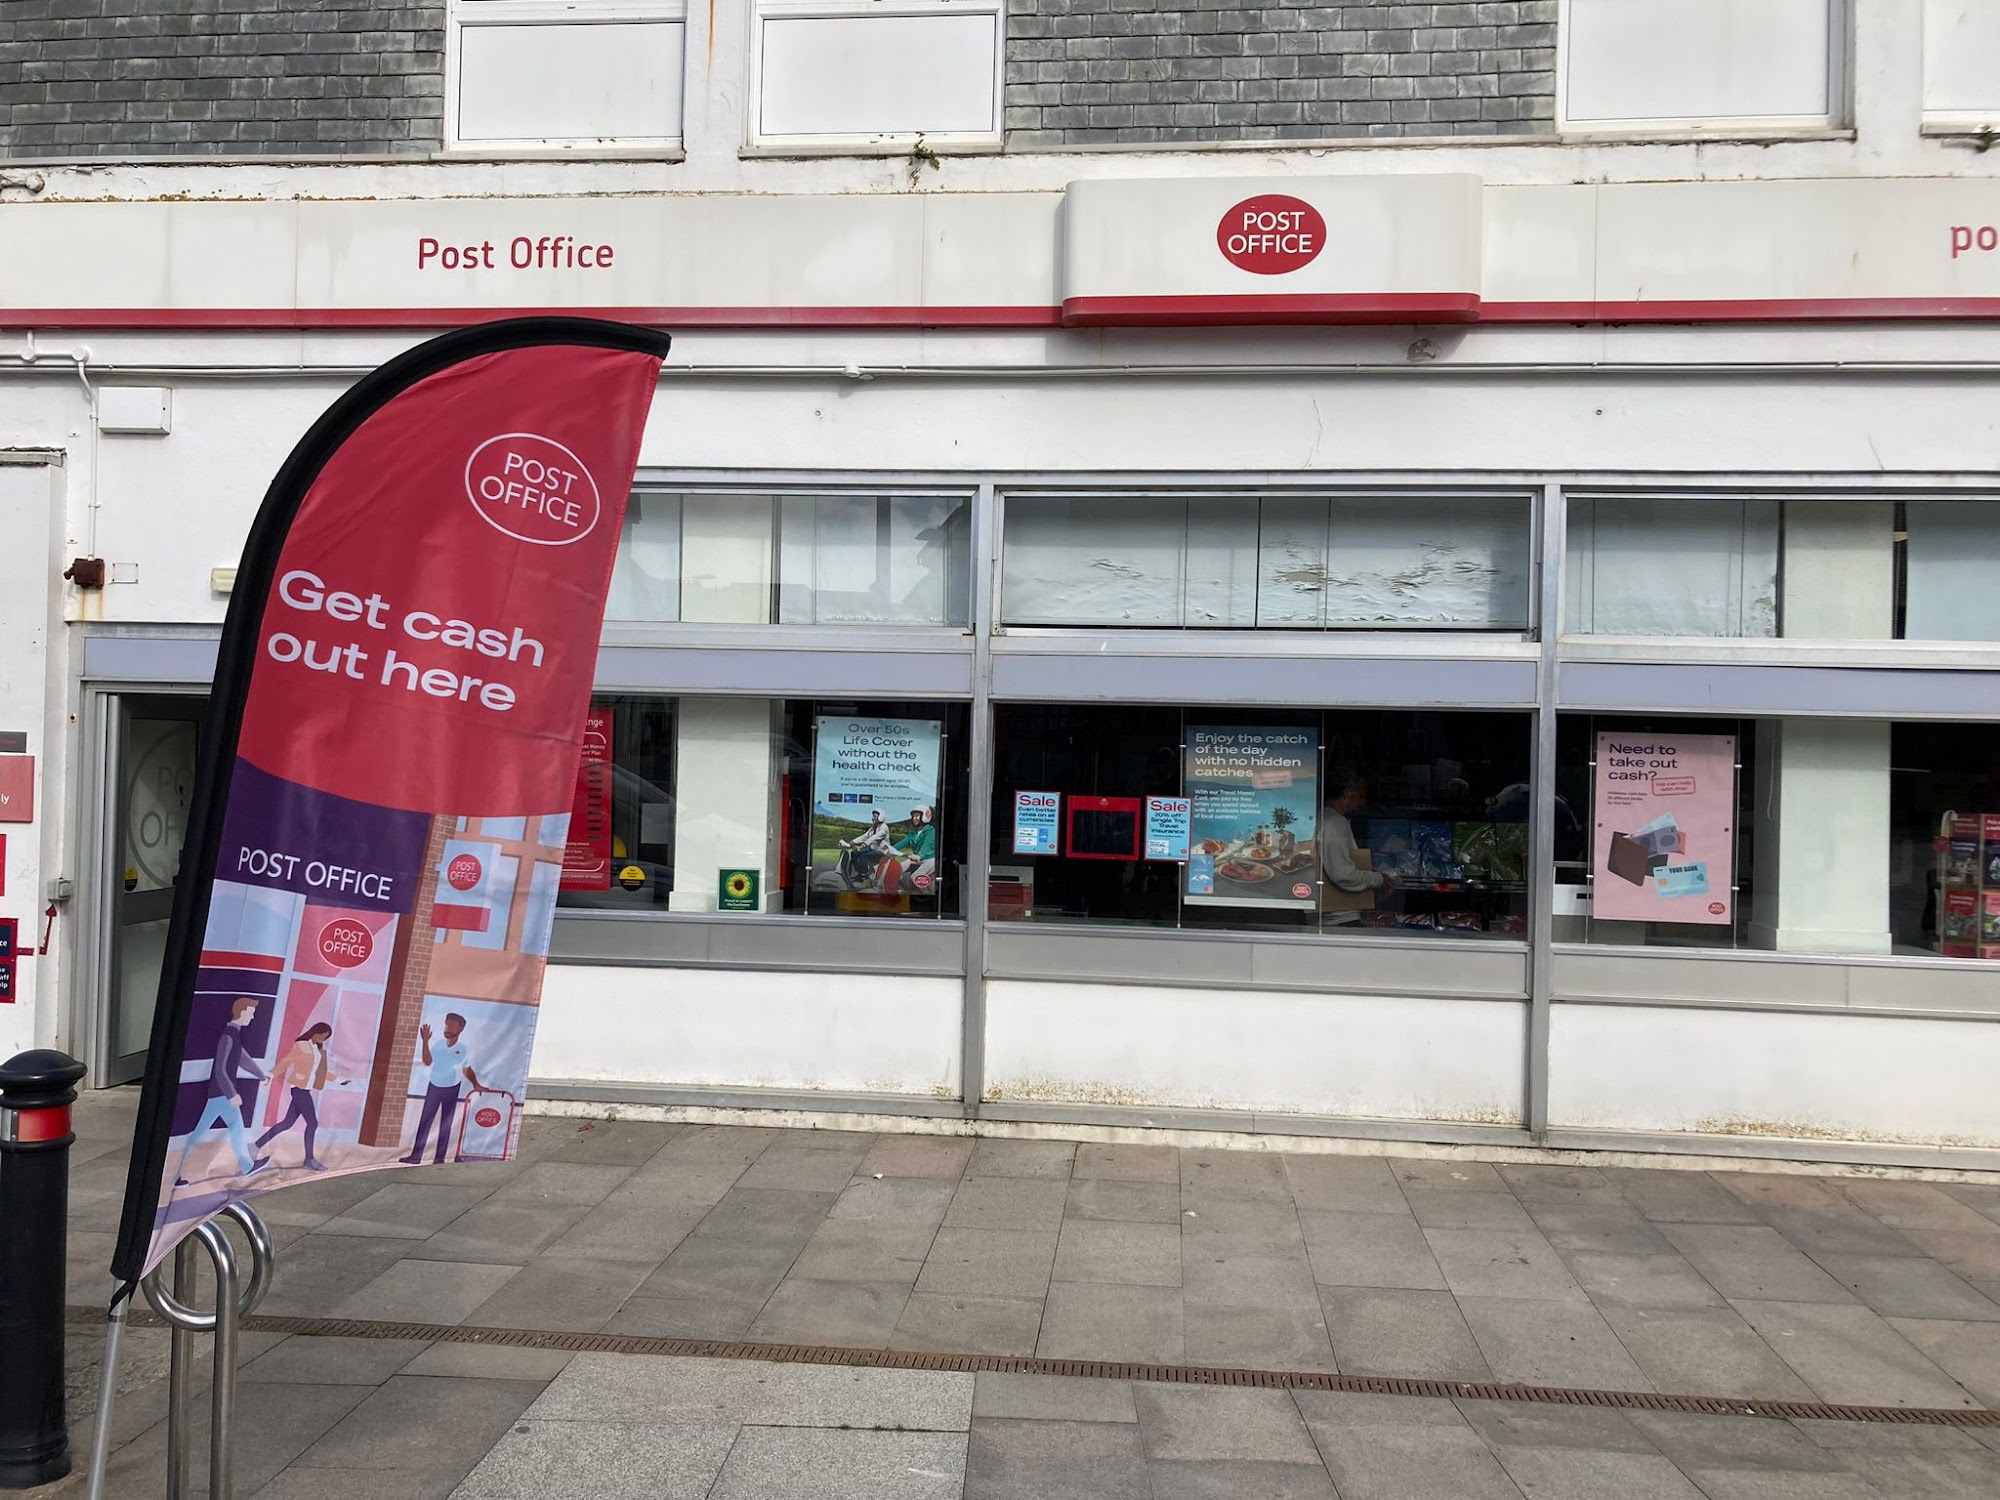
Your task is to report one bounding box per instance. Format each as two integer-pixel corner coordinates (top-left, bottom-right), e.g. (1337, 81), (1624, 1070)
(464, 433), (601, 546)
(1218, 194), (1326, 276)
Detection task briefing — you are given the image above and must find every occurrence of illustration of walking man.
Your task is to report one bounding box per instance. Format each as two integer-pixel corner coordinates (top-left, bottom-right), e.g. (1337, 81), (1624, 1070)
(400, 1012), (485, 1165)
(171, 995), (271, 1187)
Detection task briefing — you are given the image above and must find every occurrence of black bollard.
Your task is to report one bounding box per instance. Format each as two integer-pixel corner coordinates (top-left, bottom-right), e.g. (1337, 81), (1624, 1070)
(0, 1049), (88, 1489)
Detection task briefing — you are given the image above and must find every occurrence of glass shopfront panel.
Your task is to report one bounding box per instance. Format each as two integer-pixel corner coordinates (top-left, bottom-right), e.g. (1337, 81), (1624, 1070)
(557, 693), (970, 918)
(989, 703), (1532, 937)
(1557, 714), (2000, 960)
(1002, 491), (1533, 631)
(607, 488), (972, 626)
(1565, 494), (2000, 641)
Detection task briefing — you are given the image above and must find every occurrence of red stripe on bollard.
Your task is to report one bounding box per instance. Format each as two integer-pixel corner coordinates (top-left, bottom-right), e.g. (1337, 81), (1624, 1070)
(15, 1105), (70, 1144)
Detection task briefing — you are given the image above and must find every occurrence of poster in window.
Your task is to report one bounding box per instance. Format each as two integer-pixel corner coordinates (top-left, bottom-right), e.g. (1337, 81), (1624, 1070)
(1592, 732), (1735, 925)
(1185, 726), (1319, 908)
(560, 705), (614, 891)
(811, 715), (943, 894)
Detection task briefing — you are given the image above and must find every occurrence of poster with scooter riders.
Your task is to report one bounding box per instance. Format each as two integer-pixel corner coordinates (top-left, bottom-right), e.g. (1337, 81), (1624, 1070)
(812, 715), (943, 897)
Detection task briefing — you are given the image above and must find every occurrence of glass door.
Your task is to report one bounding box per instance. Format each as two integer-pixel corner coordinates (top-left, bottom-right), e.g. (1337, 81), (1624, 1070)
(107, 697), (203, 1084)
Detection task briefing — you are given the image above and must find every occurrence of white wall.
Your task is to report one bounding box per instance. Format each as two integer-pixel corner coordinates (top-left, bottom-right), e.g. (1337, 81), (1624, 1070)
(0, 463), (61, 1056)
(531, 964), (961, 1096)
(984, 981), (1525, 1124)
(1548, 1002), (2000, 1148)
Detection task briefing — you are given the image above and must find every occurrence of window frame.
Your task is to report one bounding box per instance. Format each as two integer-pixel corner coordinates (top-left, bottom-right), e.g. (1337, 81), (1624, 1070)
(744, 0), (1006, 157)
(1554, 0), (1851, 139)
(444, 0), (691, 155)
(1920, 0), (2000, 135)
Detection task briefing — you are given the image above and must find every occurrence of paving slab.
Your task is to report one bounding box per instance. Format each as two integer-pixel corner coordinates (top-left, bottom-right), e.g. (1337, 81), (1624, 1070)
(789, 1218), (939, 1285)
(915, 1227), (1058, 1299)
(1885, 1316), (2000, 1406)
(1489, 1446), (1703, 1500)
(1730, 1299), (1981, 1408)
(450, 1418), (736, 1500)
(1529, 1202), (1680, 1256)
(1658, 1224), (1859, 1304)
(944, 1175), (1069, 1232)
(965, 1417), (1153, 1500)
(484, 1162), (636, 1209)
(1760, 1204), (1923, 1260)
(1559, 1249), (1729, 1310)
(1132, 1385), (1321, 1463)
(1389, 1159), (1508, 1192)
(1903, 1228), (2000, 1282)
(242, 1335), (429, 1386)
(257, 1465), (468, 1500)
(1603, 1169), (1765, 1225)
(1813, 1253), (2000, 1321)
(965, 1138), (1076, 1179)
(401, 1344), (576, 1381)
(1182, 1297), (1337, 1372)
(1497, 1164), (1625, 1205)
(689, 1186), (839, 1245)
(602, 1292), (764, 1339)
(1454, 1399), (1655, 1452)
(1305, 1417), (1526, 1500)
(524, 1353), (779, 1424)
(538, 1119), (682, 1166)
(331, 1258), (522, 1325)
(312, 1183), (494, 1241)
(1279, 1153), (1409, 1215)
(1321, 1285), (1492, 1380)
(859, 1135), (974, 1180)
(1597, 1305), (1820, 1401)
(1836, 1181), (2000, 1233)
(1053, 1218), (1182, 1286)
(891, 1291), (1045, 1356)
(1298, 1209), (1448, 1291)
(1064, 1178), (1183, 1224)
(971, 1372), (1137, 1423)
(737, 1144), (869, 1194)
(1456, 1293), (1655, 1390)
(406, 1201), (595, 1266)
(1423, 1227), (1583, 1301)
(460, 1254), (655, 1332)
(1182, 1149), (1291, 1200)
(294, 1375), (546, 1472)
(1402, 1187), (1539, 1231)
(539, 1198), (703, 1263)
(828, 1176), (959, 1226)
(1036, 1281), (1184, 1364)
(709, 1426), (967, 1500)
(1145, 1457), (1340, 1500)
(1625, 1410), (1850, 1473)
(1072, 1142), (1179, 1183)
(1831, 1446), (2000, 1500)
(639, 1229), (803, 1303)
(748, 1277), (914, 1346)
(256, 1234), (415, 1317)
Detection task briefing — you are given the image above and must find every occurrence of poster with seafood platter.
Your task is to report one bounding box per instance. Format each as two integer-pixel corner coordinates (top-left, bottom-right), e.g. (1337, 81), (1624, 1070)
(1185, 726), (1320, 908)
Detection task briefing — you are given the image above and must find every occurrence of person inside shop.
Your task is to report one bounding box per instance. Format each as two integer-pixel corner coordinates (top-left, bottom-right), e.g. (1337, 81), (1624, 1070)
(841, 808), (894, 886)
(1321, 771), (1396, 925)
(892, 806), (938, 892)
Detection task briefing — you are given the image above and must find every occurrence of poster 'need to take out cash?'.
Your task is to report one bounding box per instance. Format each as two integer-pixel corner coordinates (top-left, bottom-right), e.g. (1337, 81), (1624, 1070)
(110, 319), (671, 1286)
(1592, 731), (1736, 925)
(812, 715), (943, 895)
(1185, 726), (1320, 908)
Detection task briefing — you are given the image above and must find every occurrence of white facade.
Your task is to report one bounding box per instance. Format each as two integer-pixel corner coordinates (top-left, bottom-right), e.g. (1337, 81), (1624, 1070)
(5, 0), (2000, 1170)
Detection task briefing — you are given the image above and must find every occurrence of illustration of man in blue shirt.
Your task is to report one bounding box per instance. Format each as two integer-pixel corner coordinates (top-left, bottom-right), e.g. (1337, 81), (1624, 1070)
(400, 1011), (485, 1165)
(172, 995), (272, 1187)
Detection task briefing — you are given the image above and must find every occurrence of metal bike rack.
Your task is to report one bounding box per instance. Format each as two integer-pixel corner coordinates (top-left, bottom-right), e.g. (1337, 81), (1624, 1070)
(112, 1204), (276, 1500)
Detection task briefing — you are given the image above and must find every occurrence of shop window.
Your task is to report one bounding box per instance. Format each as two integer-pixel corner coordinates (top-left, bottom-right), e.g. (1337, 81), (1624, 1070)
(1923, 1), (2000, 132)
(557, 693), (969, 918)
(1001, 492), (1533, 631)
(1564, 494), (2000, 642)
(1560, 0), (1843, 132)
(1556, 714), (2000, 961)
(990, 704), (1532, 939)
(606, 488), (972, 626)
(449, 1), (687, 149)
(750, 0), (1003, 150)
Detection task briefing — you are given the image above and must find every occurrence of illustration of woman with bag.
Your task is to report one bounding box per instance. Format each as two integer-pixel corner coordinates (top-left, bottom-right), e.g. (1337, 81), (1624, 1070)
(254, 1020), (341, 1172)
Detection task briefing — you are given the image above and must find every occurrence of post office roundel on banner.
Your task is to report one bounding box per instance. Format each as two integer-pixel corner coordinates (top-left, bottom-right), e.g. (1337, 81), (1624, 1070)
(1217, 194), (1326, 276)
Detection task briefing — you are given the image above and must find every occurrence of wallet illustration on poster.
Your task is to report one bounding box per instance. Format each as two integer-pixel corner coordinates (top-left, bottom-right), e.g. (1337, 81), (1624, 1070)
(1592, 733), (1736, 926)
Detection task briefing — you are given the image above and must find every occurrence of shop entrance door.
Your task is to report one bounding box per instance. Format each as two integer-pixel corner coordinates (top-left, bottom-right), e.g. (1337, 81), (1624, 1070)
(106, 697), (204, 1084)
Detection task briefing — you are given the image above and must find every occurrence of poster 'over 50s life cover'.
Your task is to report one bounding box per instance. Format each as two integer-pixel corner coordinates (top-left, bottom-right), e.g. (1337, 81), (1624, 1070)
(111, 320), (672, 1285)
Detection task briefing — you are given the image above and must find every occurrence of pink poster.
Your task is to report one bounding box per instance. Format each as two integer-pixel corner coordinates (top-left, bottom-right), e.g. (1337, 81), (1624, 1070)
(1592, 732), (1736, 925)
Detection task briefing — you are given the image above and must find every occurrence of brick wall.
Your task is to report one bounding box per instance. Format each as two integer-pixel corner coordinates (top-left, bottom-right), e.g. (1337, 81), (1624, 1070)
(0, 1), (444, 159)
(1005, 0), (1558, 147)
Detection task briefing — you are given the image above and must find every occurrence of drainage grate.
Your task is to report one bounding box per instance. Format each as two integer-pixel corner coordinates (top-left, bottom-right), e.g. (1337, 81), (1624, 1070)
(70, 1304), (1998, 1429)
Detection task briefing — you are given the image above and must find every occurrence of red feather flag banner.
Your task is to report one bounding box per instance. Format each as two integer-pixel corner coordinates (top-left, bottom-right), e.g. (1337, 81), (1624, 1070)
(111, 319), (671, 1283)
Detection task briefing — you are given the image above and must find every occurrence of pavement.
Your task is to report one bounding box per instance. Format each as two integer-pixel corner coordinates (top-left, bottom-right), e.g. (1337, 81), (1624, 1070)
(33, 1087), (2000, 1498)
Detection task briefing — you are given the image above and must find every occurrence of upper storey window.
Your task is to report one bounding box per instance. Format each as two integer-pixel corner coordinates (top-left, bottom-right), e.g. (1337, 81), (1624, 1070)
(449, 0), (687, 150)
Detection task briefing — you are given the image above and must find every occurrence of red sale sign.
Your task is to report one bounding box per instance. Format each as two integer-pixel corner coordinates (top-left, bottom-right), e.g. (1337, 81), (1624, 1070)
(112, 320), (670, 1283)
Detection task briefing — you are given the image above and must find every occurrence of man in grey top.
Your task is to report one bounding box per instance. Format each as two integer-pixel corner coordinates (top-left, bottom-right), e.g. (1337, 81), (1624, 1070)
(172, 995), (272, 1186)
(1321, 771), (1397, 926)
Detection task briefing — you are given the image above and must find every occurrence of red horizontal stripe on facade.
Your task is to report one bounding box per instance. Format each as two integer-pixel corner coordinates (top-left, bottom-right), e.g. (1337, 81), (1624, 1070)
(8, 298), (2000, 332)
(199, 950), (287, 972)
(1060, 293), (1484, 327)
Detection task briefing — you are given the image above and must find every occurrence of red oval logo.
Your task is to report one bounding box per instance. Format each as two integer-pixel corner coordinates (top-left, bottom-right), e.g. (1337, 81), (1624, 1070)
(464, 432), (601, 547)
(1217, 195), (1326, 276)
(1292, 883), (1314, 899)
(1708, 902), (1727, 917)
(474, 1106), (503, 1129)
(318, 919), (373, 969)
(447, 854), (483, 892)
